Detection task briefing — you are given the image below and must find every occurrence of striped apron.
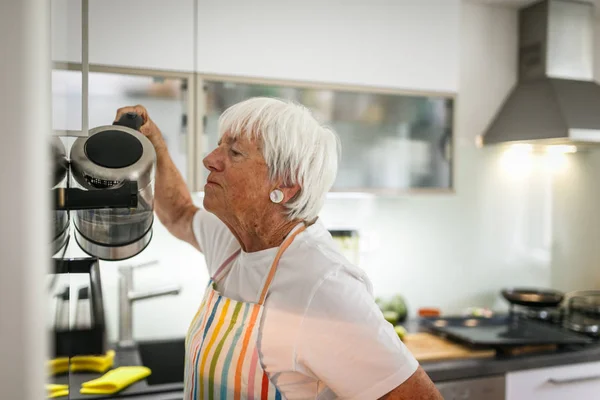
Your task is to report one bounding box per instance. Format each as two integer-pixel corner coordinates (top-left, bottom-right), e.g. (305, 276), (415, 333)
(184, 225), (306, 400)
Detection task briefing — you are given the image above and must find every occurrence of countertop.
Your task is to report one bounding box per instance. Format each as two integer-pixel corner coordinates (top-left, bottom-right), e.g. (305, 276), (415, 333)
(403, 319), (600, 382)
(423, 342), (600, 382)
(50, 321), (600, 399)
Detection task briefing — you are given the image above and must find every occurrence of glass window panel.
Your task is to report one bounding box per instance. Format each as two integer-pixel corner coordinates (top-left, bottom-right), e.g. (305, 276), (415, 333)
(51, 70), (189, 182)
(203, 81), (453, 191)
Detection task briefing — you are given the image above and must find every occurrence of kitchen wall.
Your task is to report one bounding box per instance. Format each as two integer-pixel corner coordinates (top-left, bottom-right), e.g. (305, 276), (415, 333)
(61, 1), (600, 343)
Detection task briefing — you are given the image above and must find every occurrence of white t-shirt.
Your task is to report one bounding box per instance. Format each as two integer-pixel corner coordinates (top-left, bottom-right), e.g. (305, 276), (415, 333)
(192, 209), (419, 400)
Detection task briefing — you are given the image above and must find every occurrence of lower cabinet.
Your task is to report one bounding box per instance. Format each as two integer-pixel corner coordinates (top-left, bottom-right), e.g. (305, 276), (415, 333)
(435, 375), (505, 400)
(506, 361), (600, 400)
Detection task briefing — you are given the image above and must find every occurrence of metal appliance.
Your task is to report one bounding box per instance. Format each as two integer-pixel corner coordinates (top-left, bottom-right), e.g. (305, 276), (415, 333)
(501, 287), (564, 308)
(483, 0), (600, 146)
(116, 260), (181, 349)
(425, 290), (600, 348)
(69, 112), (156, 261)
(51, 137), (69, 254)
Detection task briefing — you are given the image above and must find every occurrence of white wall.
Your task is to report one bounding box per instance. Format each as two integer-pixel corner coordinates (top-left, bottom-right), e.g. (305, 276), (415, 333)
(0, 0), (50, 398)
(551, 152), (600, 291)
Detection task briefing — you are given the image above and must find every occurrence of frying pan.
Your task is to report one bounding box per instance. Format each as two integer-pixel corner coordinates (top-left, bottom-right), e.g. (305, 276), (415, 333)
(501, 288), (565, 308)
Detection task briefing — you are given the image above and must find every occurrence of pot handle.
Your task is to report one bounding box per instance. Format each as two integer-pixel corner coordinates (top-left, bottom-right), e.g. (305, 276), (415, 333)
(114, 112), (143, 131)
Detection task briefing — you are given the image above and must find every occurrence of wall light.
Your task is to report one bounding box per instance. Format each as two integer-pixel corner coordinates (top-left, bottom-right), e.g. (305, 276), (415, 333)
(500, 144), (534, 176)
(545, 145), (577, 154)
(475, 135), (483, 148)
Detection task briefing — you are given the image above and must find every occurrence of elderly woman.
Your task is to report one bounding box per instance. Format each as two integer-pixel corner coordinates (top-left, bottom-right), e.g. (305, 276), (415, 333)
(115, 99), (441, 400)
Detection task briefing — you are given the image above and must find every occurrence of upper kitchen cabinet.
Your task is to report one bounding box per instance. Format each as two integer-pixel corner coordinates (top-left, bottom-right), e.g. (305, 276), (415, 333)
(52, 69), (194, 186)
(51, 0), (196, 71)
(89, 0), (195, 71)
(201, 80), (454, 192)
(51, 0), (82, 63)
(196, 0), (461, 93)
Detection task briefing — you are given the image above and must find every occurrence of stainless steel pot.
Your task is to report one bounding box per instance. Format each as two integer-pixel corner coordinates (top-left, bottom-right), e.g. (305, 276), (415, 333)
(51, 137), (69, 255)
(69, 113), (156, 261)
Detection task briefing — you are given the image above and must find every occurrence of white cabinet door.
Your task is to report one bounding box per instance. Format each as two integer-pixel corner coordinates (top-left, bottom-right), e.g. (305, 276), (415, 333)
(196, 0), (460, 93)
(52, 0), (195, 71)
(51, 0), (82, 63)
(89, 0), (195, 71)
(506, 361), (600, 400)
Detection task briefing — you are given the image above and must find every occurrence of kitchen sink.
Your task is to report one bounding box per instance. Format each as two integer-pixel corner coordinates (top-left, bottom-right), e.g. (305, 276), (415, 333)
(137, 337), (186, 386)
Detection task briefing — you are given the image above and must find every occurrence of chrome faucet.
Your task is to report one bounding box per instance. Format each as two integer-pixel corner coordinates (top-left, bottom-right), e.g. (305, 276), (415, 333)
(117, 260), (181, 349)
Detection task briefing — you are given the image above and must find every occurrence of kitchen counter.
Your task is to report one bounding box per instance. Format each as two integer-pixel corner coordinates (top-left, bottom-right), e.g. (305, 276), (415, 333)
(402, 319), (600, 382)
(50, 322), (600, 399)
(423, 343), (600, 382)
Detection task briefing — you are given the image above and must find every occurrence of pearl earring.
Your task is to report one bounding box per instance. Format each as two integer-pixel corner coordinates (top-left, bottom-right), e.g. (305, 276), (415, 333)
(270, 189), (284, 204)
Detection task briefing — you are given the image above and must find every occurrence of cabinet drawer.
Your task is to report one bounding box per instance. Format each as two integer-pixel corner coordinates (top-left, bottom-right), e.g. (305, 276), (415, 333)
(506, 361), (600, 400)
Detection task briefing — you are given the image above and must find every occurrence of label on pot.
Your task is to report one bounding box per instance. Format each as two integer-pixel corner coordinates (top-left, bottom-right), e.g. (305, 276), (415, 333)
(84, 174), (122, 189)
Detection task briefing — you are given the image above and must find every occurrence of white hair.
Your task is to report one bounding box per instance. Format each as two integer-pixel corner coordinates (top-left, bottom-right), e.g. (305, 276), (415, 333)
(218, 97), (340, 222)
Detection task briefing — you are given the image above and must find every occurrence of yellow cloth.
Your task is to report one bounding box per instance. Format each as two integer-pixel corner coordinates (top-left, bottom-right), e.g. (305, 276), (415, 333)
(47, 358), (69, 376)
(70, 350), (115, 373)
(46, 384), (69, 398)
(80, 366), (151, 395)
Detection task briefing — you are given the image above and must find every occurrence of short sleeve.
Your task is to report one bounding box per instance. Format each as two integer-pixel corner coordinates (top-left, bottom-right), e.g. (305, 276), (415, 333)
(295, 268), (419, 400)
(191, 209), (238, 276)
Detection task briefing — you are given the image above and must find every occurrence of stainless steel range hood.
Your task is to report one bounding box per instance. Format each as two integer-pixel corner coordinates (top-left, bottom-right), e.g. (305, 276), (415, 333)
(483, 0), (600, 146)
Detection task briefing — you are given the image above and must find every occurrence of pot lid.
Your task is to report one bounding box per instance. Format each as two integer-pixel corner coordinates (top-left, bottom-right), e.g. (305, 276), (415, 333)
(70, 125), (156, 191)
(85, 130), (143, 169)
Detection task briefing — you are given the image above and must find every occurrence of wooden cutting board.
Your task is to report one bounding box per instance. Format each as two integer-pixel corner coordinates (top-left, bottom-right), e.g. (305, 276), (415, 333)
(403, 333), (495, 362)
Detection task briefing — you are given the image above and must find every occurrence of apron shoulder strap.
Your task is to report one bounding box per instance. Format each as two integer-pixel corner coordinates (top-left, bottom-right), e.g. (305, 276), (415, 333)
(258, 224), (307, 305)
(212, 249), (241, 283)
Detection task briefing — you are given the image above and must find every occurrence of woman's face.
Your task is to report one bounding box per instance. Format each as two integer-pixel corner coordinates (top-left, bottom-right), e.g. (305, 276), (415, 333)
(202, 131), (273, 223)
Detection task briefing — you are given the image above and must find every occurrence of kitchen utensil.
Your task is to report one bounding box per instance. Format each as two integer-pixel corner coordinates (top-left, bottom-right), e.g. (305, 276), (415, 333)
(424, 315), (594, 348)
(501, 287), (564, 308)
(54, 287), (70, 332)
(568, 291), (600, 317)
(51, 137), (69, 255)
(418, 307), (441, 318)
(403, 332), (495, 362)
(74, 286), (92, 330)
(69, 112), (156, 261)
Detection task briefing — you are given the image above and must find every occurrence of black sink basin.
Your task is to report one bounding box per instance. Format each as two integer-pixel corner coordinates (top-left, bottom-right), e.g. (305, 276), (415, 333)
(137, 338), (186, 386)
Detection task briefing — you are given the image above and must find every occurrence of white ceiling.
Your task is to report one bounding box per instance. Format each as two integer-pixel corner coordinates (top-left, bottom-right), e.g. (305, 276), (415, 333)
(467, 0), (600, 8)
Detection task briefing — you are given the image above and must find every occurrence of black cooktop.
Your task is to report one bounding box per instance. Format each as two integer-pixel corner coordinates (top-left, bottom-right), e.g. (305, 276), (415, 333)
(423, 315), (595, 348)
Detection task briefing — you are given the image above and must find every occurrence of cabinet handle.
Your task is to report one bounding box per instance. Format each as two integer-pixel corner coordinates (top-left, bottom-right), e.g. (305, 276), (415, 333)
(548, 375), (600, 385)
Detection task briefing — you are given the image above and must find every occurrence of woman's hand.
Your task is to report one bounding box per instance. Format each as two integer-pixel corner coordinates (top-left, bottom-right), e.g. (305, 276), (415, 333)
(114, 104), (200, 250)
(114, 105), (164, 148)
